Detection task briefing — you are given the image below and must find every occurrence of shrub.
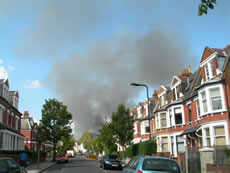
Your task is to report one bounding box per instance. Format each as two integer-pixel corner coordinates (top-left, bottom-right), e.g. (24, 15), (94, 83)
(125, 140), (157, 158)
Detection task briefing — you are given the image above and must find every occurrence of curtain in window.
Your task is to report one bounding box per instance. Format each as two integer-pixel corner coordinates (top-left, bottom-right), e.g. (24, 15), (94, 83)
(176, 136), (185, 152)
(215, 126), (226, 146)
(210, 88), (222, 110)
(205, 128), (211, 146)
(161, 113), (167, 127)
(201, 92), (207, 113)
(162, 137), (168, 152)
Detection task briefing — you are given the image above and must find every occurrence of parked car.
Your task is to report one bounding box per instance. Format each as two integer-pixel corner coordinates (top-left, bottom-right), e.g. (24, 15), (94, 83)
(0, 157), (27, 173)
(122, 156), (183, 173)
(56, 153), (68, 163)
(99, 154), (123, 170)
(76, 151), (83, 156)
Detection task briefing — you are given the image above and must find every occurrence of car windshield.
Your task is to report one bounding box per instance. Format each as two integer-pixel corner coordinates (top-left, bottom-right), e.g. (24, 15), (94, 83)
(142, 158), (180, 173)
(108, 154), (118, 159)
(58, 154), (66, 157)
(0, 160), (8, 171)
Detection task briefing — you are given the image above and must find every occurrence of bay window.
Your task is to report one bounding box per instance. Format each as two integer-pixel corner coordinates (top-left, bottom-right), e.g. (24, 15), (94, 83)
(176, 136), (185, 152)
(169, 109), (172, 127)
(195, 99), (200, 119)
(205, 128), (211, 146)
(201, 91), (207, 113)
(160, 113), (167, 128)
(161, 137), (168, 152)
(210, 87), (222, 110)
(174, 108), (182, 125)
(214, 126), (226, 146)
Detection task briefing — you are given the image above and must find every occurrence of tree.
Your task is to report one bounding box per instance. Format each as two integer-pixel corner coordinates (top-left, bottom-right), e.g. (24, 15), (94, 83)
(198, 0), (216, 16)
(40, 98), (73, 161)
(98, 123), (117, 153)
(57, 135), (75, 153)
(80, 130), (95, 151)
(111, 104), (134, 159)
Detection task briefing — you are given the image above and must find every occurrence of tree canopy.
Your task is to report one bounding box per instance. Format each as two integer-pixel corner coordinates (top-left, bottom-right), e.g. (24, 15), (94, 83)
(111, 104), (134, 148)
(40, 98), (73, 159)
(198, 0), (216, 16)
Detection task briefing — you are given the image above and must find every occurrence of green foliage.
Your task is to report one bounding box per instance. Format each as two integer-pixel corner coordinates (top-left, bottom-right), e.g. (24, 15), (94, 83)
(111, 104), (134, 147)
(40, 98), (73, 159)
(98, 123), (117, 153)
(198, 0), (216, 16)
(80, 130), (95, 151)
(94, 136), (104, 153)
(125, 140), (157, 158)
(57, 135), (75, 153)
(0, 150), (46, 160)
(40, 98), (73, 143)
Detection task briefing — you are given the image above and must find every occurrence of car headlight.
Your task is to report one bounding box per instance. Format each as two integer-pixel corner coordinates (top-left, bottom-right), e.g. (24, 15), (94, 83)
(105, 161), (111, 164)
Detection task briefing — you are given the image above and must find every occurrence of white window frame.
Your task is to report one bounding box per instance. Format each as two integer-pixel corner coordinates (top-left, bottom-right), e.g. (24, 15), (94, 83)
(167, 105), (185, 127)
(141, 120), (149, 135)
(201, 121), (229, 147)
(169, 132), (185, 157)
(194, 98), (200, 120)
(199, 84), (226, 116)
(160, 113), (167, 128)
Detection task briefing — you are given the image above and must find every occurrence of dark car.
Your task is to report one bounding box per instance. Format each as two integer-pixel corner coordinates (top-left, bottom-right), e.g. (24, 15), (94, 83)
(0, 157), (27, 173)
(99, 154), (122, 170)
(56, 153), (68, 163)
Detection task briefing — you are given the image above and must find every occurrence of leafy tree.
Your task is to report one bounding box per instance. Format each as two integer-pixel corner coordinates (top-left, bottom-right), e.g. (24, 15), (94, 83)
(94, 136), (103, 153)
(111, 104), (134, 159)
(198, 0), (216, 16)
(40, 98), (73, 161)
(57, 135), (75, 153)
(80, 130), (95, 151)
(98, 123), (117, 153)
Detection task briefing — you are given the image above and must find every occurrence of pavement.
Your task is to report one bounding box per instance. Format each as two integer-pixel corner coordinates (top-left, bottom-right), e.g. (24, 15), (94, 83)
(26, 158), (57, 173)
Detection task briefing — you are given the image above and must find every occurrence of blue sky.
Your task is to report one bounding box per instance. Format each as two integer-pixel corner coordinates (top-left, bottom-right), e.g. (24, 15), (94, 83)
(0, 0), (230, 139)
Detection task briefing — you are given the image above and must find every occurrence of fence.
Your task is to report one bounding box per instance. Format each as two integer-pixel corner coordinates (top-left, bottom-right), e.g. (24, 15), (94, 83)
(186, 145), (230, 173)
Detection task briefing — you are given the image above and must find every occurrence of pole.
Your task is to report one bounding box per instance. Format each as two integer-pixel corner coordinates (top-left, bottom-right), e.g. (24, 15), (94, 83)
(130, 83), (152, 155)
(145, 85), (151, 155)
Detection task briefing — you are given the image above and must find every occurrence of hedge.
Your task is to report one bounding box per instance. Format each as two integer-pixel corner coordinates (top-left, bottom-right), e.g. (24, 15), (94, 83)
(125, 140), (157, 158)
(0, 150), (46, 160)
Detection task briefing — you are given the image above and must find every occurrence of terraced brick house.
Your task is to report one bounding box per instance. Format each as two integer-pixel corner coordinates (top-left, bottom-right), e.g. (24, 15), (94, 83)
(154, 85), (170, 154)
(131, 94), (157, 144)
(20, 111), (38, 151)
(180, 45), (230, 149)
(0, 78), (24, 151)
(130, 44), (230, 160)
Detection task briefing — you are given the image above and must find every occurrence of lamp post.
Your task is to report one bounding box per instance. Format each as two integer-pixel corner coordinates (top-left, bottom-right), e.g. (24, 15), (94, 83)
(131, 82), (152, 154)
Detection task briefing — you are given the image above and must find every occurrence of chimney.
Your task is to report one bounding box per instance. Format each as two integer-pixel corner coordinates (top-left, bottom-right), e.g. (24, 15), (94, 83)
(180, 65), (192, 78)
(24, 111), (29, 118)
(152, 90), (159, 99)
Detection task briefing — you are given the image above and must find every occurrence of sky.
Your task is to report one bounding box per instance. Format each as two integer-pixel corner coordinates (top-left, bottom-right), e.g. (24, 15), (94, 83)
(0, 0), (230, 140)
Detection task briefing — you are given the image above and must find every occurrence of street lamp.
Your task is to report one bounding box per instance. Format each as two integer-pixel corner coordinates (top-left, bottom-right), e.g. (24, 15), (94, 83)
(131, 82), (152, 154)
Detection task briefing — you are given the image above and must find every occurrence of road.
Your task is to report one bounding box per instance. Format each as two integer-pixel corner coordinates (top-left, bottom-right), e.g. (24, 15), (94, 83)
(44, 156), (122, 173)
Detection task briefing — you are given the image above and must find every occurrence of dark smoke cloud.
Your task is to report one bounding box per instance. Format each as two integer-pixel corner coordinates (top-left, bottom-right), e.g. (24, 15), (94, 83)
(46, 31), (194, 139)
(1, 0), (201, 139)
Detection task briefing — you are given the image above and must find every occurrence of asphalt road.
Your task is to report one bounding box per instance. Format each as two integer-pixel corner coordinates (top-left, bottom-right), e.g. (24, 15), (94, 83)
(43, 156), (122, 173)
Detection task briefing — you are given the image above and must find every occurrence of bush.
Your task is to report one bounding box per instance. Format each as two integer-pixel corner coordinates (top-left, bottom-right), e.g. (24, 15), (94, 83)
(0, 150), (46, 160)
(125, 140), (157, 158)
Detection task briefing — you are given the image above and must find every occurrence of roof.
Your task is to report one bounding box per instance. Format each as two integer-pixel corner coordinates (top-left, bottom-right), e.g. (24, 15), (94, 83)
(20, 118), (31, 130)
(180, 125), (201, 136)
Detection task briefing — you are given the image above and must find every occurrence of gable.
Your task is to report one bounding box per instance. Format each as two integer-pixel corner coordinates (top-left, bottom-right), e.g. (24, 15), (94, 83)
(159, 85), (167, 95)
(15, 91), (19, 98)
(200, 47), (215, 63)
(4, 78), (9, 88)
(170, 76), (181, 88)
